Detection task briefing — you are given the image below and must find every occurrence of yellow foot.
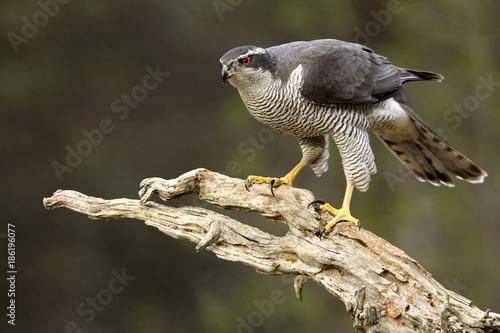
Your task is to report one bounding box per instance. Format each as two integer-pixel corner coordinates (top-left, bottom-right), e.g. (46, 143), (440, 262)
(308, 200), (361, 238)
(245, 175), (291, 196)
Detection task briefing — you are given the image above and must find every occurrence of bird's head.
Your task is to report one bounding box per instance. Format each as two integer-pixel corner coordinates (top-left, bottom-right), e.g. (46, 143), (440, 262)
(220, 45), (275, 88)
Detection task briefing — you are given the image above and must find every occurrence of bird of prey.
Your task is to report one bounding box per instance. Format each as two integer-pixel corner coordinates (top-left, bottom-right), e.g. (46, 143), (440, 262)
(220, 39), (487, 237)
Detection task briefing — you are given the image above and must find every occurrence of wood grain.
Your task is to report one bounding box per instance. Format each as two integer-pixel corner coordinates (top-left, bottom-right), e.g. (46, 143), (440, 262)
(43, 168), (500, 332)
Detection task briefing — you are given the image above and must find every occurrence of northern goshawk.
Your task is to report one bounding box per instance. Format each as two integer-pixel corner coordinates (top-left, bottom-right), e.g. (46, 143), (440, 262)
(220, 39), (487, 237)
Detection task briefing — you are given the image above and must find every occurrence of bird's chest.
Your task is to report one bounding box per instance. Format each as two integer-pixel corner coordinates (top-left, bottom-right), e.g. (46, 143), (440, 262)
(239, 88), (320, 136)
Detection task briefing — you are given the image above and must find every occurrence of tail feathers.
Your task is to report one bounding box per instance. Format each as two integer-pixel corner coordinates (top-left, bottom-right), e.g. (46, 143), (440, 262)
(377, 136), (456, 186)
(377, 102), (487, 186)
(416, 129), (487, 184)
(400, 68), (444, 83)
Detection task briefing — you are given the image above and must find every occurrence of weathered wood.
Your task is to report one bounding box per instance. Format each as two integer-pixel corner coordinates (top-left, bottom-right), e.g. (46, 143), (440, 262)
(43, 168), (500, 332)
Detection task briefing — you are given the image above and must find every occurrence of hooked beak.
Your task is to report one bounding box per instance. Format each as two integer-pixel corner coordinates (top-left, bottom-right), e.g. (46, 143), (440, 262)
(221, 65), (231, 83)
(221, 65), (239, 83)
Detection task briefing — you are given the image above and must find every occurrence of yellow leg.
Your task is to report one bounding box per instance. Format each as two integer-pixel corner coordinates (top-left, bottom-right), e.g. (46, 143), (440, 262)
(245, 159), (308, 195)
(314, 183), (360, 237)
(282, 159), (308, 185)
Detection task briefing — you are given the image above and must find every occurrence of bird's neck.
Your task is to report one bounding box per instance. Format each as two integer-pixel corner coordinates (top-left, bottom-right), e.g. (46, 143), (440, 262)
(230, 71), (278, 100)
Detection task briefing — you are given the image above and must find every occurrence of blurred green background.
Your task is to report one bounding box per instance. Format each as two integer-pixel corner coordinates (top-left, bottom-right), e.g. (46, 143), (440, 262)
(1, 0), (499, 332)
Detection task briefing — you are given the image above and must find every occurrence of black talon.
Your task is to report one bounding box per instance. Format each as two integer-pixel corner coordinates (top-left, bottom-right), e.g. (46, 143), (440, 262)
(244, 178), (251, 191)
(270, 178), (276, 196)
(308, 199), (326, 209)
(319, 227), (327, 239)
(357, 221), (361, 231)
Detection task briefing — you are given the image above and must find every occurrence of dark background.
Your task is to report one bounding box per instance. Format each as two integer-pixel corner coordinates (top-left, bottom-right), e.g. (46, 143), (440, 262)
(1, 1), (499, 332)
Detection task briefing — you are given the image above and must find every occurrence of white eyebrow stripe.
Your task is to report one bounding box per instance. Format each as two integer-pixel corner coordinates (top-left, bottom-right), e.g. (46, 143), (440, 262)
(237, 47), (266, 59)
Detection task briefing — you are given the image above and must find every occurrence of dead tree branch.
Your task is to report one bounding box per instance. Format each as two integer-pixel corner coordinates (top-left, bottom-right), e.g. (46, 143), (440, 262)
(43, 168), (500, 332)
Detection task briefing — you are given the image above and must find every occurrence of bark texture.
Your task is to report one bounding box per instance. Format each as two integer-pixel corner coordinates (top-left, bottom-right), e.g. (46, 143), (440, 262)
(43, 168), (500, 332)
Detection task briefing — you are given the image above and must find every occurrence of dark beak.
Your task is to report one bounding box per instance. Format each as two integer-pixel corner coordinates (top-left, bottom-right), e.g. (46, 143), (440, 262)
(221, 65), (231, 83)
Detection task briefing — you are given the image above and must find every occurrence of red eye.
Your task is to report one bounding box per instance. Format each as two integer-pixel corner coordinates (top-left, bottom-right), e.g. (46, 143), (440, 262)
(241, 57), (251, 65)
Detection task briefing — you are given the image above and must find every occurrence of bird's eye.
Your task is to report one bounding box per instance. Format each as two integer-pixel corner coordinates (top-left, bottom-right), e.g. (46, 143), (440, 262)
(240, 57), (251, 65)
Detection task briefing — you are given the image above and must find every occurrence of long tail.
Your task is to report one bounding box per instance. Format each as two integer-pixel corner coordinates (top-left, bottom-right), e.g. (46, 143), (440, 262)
(376, 99), (487, 186)
(399, 68), (444, 83)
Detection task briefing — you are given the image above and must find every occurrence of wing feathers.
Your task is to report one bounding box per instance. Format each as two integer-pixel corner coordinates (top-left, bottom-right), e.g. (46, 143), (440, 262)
(295, 39), (443, 106)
